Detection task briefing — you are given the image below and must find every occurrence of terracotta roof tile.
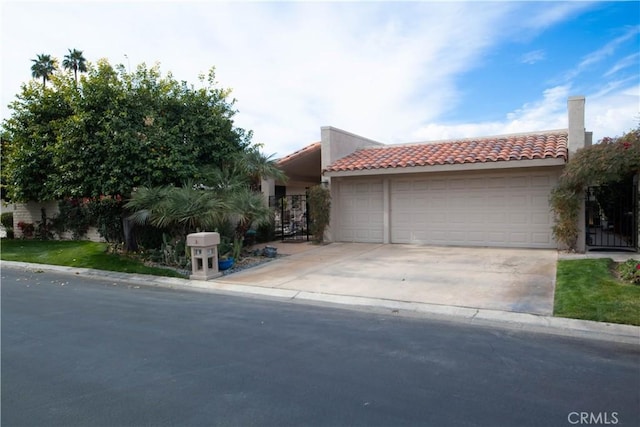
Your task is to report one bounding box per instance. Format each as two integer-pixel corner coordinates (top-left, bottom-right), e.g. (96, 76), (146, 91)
(277, 142), (321, 166)
(324, 131), (568, 173)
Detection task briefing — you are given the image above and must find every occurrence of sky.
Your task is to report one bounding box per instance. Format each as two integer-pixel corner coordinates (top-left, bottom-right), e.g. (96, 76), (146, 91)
(1, 1), (639, 158)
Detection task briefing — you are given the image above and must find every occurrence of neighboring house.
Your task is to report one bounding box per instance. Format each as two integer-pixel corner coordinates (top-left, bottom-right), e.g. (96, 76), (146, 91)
(266, 96), (638, 252)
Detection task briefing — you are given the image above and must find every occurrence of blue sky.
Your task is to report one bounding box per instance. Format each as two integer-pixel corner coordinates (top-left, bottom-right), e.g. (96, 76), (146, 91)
(1, 1), (639, 157)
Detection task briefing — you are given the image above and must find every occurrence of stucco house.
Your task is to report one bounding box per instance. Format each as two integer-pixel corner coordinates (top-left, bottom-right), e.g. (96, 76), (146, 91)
(265, 96), (639, 253)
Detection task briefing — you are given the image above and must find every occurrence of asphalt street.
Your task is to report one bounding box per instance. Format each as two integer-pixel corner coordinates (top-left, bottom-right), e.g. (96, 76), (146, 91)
(2, 267), (639, 427)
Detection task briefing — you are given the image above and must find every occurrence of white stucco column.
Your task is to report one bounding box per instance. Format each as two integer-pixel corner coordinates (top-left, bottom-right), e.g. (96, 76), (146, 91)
(261, 178), (275, 206)
(568, 96), (587, 252)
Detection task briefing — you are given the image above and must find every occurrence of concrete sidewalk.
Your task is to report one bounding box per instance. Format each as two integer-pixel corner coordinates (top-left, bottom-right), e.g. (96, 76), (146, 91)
(2, 256), (639, 345)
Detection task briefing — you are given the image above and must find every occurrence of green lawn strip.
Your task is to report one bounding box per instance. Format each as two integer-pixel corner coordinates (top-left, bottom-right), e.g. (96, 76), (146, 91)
(554, 258), (640, 326)
(0, 240), (186, 278)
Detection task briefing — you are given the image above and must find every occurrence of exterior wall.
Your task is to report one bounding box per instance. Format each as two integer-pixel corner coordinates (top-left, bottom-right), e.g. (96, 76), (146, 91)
(321, 127), (385, 241)
(320, 126), (385, 171)
(10, 201), (104, 241)
(286, 185), (311, 196)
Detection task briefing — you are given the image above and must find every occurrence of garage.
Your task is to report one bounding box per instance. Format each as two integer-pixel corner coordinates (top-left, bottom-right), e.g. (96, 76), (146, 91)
(323, 128), (570, 249)
(389, 169), (559, 248)
(333, 168), (559, 248)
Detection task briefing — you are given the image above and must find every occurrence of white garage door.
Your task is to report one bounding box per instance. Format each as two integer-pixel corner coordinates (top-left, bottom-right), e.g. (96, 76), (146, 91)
(336, 179), (384, 243)
(391, 170), (558, 248)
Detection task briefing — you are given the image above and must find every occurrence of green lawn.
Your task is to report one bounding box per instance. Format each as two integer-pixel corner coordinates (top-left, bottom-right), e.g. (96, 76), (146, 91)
(554, 258), (640, 326)
(0, 240), (186, 278)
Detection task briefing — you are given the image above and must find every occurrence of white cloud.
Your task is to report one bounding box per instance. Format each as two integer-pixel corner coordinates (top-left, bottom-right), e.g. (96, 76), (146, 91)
(604, 52), (640, 77)
(579, 25), (640, 69)
(587, 85), (640, 141)
(563, 25), (640, 81)
(519, 2), (595, 34)
(521, 50), (546, 65)
(410, 85), (570, 142)
(409, 82), (639, 145)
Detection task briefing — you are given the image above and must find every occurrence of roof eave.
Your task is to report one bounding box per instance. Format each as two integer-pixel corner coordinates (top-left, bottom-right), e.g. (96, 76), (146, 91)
(323, 157), (567, 178)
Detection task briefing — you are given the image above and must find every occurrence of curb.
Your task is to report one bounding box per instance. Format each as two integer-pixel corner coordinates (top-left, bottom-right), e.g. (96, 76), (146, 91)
(2, 260), (639, 345)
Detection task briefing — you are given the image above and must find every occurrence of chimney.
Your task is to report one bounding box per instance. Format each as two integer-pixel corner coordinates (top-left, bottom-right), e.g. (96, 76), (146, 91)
(567, 96), (586, 155)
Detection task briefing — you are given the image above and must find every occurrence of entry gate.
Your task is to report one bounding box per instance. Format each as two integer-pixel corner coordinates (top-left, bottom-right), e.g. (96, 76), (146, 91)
(585, 180), (638, 250)
(269, 195), (310, 242)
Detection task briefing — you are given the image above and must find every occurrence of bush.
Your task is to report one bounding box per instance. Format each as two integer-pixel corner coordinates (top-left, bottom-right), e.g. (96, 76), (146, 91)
(1, 212), (14, 238)
(52, 199), (91, 239)
(618, 260), (640, 285)
(1, 212), (13, 229)
(86, 196), (124, 243)
(255, 215), (276, 243)
(308, 185), (331, 243)
(17, 221), (34, 238)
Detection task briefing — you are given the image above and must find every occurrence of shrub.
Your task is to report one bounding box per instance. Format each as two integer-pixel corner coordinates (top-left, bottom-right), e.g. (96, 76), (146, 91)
(1, 212), (14, 238)
(255, 215), (276, 243)
(86, 196), (124, 243)
(550, 127), (640, 250)
(1, 212), (13, 229)
(618, 259), (640, 285)
(308, 184), (331, 244)
(52, 199), (91, 239)
(17, 221), (34, 238)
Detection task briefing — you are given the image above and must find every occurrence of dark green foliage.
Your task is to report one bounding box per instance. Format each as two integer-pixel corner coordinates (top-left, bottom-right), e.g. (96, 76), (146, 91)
(86, 196), (124, 243)
(255, 216), (276, 243)
(31, 54), (57, 87)
(1, 212), (13, 229)
(617, 259), (640, 285)
(2, 60), (251, 202)
(308, 185), (331, 243)
(52, 199), (92, 239)
(550, 126), (640, 250)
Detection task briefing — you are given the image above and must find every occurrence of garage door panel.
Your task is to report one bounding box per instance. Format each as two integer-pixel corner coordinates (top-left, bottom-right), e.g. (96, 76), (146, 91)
(337, 179), (384, 243)
(391, 170), (558, 248)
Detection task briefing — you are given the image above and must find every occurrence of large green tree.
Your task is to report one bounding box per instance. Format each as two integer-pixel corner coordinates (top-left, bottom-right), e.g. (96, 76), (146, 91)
(2, 59), (252, 202)
(62, 48), (87, 83)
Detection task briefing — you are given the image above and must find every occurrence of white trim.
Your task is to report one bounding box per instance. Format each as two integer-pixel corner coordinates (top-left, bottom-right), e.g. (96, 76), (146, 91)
(324, 158), (566, 178)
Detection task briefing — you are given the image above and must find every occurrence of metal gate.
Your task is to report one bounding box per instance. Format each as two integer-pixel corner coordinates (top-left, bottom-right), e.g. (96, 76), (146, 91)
(585, 180), (638, 250)
(269, 194), (310, 242)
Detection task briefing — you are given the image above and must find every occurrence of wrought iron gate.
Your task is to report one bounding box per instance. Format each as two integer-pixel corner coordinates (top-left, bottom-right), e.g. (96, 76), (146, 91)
(269, 194), (310, 242)
(585, 180), (638, 250)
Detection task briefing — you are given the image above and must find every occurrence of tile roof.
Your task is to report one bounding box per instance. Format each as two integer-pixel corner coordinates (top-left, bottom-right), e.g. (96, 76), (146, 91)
(277, 142), (321, 166)
(324, 131), (568, 173)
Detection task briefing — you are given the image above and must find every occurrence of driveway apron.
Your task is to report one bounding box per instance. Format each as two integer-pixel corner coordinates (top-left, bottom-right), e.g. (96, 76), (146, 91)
(215, 243), (558, 315)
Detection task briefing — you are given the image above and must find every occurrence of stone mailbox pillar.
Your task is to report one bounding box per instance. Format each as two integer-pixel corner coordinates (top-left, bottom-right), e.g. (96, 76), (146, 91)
(186, 232), (221, 280)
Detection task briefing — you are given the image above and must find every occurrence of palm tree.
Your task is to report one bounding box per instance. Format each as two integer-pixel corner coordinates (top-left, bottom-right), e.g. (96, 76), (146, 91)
(62, 48), (87, 83)
(30, 54), (57, 87)
(126, 148), (285, 263)
(233, 146), (287, 191)
(125, 183), (227, 236)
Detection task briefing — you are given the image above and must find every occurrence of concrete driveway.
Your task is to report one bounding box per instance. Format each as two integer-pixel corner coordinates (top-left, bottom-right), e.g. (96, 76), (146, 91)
(215, 243), (558, 315)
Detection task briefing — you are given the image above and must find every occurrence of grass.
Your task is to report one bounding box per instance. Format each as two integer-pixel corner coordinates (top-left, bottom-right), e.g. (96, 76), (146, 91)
(0, 239), (186, 278)
(554, 258), (640, 326)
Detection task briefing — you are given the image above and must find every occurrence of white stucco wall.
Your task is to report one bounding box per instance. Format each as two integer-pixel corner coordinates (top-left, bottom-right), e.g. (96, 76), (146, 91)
(9, 201), (104, 241)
